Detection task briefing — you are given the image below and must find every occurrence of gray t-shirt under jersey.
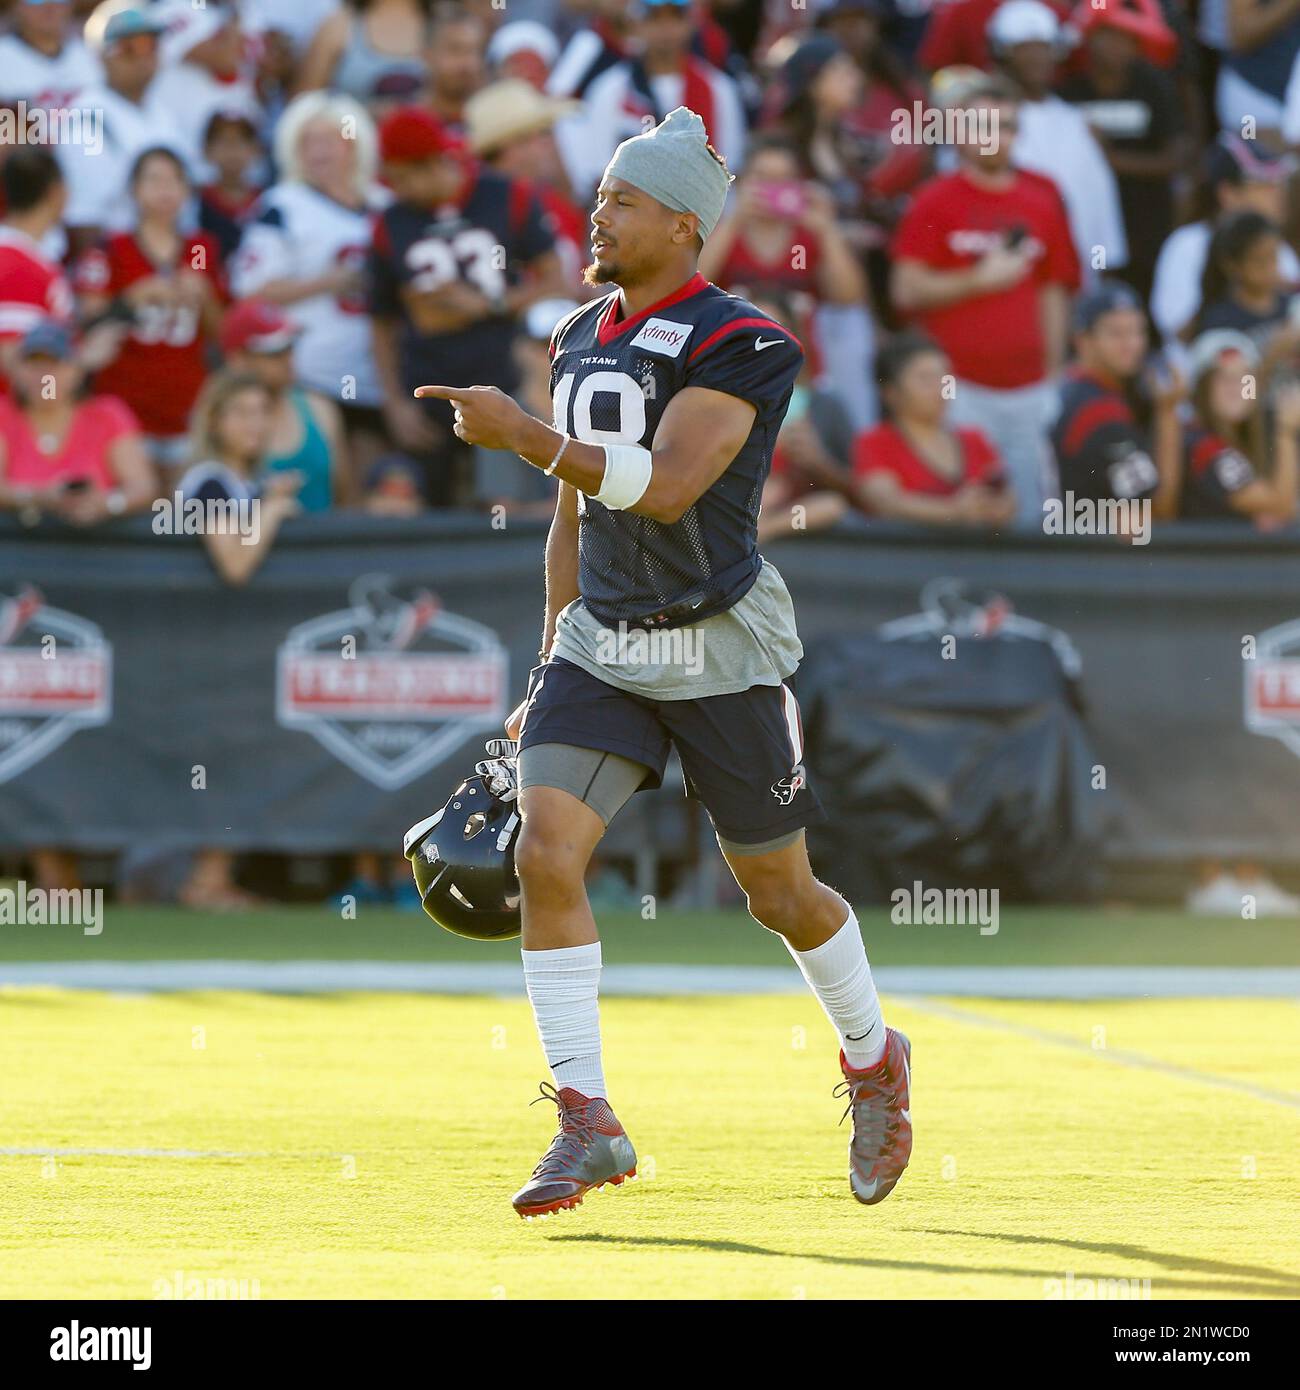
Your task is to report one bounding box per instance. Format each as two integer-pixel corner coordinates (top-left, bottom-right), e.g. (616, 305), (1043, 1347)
(549, 558), (803, 701)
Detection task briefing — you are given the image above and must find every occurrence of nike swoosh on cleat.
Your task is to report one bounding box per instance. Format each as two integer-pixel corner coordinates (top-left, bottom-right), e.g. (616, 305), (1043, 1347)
(754, 337), (782, 351)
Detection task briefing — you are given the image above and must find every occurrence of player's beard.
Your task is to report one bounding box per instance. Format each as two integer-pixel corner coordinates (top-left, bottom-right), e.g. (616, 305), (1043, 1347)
(583, 258), (621, 287)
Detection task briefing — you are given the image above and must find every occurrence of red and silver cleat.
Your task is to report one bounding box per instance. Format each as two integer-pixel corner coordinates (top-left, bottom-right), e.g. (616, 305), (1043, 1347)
(833, 1028), (912, 1205)
(512, 1083), (637, 1219)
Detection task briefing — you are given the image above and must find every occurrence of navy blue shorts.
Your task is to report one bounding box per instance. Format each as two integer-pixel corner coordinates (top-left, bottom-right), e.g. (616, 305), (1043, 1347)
(517, 657), (825, 846)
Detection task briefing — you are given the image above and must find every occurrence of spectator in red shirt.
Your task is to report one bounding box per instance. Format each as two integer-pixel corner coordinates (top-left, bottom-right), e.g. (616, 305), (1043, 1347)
(0, 150), (73, 370)
(0, 319), (156, 524)
(853, 330), (1015, 527)
(700, 132), (871, 421)
(74, 146), (226, 471)
(890, 69), (1079, 525)
(699, 134), (868, 309)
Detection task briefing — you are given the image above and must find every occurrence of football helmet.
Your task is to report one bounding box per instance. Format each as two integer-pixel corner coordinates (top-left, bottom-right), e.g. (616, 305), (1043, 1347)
(403, 740), (522, 940)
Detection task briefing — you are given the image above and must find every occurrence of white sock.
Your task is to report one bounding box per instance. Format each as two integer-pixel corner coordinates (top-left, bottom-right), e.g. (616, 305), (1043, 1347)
(521, 942), (606, 1098)
(786, 908), (886, 1070)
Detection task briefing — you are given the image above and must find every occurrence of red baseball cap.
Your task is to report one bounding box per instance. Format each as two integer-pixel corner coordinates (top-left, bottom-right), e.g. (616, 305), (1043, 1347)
(220, 299), (301, 356)
(1071, 0), (1178, 68)
(379, 106), (461, 163)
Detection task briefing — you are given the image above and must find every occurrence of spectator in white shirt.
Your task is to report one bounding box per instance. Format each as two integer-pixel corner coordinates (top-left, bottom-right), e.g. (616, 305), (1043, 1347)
(0, 0), (100, 109)
(1150, 134), (1300, 348)
(987, 0), (1128, 283)
(563, 0), (747, 202)
(57, 7), (179, 257)
(149, 0), (263, 182)
(230, 92), (388, 495)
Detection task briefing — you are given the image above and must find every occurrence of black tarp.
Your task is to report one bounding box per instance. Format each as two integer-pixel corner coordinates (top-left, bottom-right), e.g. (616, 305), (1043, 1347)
(798, 585), (1109, 902)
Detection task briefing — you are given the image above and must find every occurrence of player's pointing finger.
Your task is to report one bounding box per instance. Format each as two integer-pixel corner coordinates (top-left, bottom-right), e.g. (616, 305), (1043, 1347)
(413, 385), (460, 401)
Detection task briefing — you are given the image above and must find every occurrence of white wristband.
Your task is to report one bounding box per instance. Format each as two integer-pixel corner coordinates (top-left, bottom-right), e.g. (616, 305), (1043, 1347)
(593, 443), (653, 510)
(544, 432), (570, 476)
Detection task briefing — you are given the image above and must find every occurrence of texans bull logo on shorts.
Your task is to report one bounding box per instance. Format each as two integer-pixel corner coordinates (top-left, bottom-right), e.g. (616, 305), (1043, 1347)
(771, 764), (806, 806)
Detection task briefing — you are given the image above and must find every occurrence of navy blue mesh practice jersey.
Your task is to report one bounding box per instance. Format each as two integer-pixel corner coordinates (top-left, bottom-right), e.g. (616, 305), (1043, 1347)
(548, 272), (803, 628)
(369, 165), (554, 394)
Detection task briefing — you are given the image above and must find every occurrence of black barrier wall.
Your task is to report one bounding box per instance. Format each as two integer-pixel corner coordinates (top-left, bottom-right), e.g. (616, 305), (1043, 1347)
(3, 514), (1300, 863)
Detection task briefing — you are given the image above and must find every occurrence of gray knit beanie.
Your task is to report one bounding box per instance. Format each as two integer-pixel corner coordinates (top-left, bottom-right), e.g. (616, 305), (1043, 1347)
(603, 106), (733, 240)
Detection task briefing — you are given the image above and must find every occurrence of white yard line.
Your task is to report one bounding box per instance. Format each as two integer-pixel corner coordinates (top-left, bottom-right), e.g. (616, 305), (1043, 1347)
(0, 1146), (272, 1158)
(898, 996), (1300, 1112)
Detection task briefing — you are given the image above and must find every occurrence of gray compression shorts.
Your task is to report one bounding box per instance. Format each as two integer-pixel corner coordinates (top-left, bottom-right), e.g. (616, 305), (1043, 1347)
(517, 742), (802, 855)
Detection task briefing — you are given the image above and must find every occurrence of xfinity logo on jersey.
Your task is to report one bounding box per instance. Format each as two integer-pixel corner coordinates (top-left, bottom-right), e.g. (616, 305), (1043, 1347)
(0, 586), (113, 785)
(277, 576), (506, 790)
(628, 317), (693, 357)
(1245, 618), (1300, 762)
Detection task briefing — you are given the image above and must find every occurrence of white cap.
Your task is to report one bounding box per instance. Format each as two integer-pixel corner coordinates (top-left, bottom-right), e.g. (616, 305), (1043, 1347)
(1187, 329), (1261, 385)
(487, 20), (560, 70)
(155, 0), (234, 66)
(987, 0), (1062, 47)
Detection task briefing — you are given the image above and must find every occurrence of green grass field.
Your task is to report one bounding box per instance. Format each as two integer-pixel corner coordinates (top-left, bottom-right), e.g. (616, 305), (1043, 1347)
(3, 902), (1299, 965)
(2, 908), (1298, 1300)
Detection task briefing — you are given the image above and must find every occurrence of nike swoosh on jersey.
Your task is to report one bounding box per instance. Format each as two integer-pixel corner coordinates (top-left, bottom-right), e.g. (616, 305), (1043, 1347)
(754, 337), (783, 351)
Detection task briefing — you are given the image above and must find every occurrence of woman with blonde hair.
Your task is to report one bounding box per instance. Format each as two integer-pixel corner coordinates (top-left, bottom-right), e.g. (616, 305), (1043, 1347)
(179, 370), (303, 587)
(229, 90), (387, 497)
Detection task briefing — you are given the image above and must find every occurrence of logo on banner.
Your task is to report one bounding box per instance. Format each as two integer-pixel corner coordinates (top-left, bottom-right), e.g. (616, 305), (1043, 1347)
(276, 575), (507, 790)
(0, 585), (112, 784)
(1245, 618), (1300, 759)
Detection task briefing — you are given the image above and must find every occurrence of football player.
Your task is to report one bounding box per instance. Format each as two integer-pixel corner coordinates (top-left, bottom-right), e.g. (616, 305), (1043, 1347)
(415, 108), (911, 1219)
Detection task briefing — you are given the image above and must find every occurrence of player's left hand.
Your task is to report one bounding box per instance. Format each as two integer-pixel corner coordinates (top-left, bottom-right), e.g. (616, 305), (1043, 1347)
(412, 384), (527, 451)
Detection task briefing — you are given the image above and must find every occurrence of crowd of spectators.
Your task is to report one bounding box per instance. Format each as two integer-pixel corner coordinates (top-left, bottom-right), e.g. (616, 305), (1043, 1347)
(2, 0), (1300, 562)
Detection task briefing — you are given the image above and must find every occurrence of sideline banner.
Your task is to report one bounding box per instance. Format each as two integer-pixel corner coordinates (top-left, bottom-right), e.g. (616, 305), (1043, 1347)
(3, 515), (1299, 861)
